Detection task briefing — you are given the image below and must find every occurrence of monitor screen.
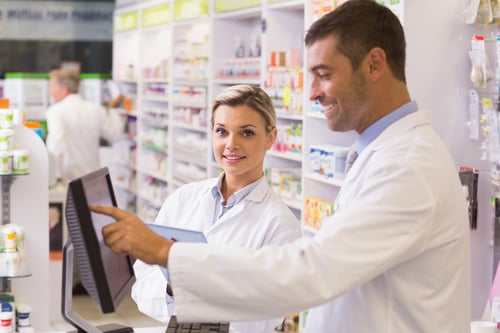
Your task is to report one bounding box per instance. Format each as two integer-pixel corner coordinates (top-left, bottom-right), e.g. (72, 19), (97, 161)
(62, 167), (135, 333)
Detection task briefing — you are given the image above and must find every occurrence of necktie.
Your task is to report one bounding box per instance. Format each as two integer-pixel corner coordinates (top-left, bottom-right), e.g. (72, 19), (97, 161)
(345, 149), (358, 174)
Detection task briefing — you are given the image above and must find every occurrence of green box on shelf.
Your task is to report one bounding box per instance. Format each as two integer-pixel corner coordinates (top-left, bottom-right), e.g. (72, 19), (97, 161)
(173, 0), (209, 21)
(114, 11), (138, 32)
(4, 73), (48, 79)
(214, 0), (261, 13)
(142, 4), (170, 27)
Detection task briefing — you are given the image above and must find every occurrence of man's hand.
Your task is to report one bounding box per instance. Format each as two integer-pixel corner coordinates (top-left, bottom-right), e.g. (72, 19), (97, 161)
(90, 205), (174, 267)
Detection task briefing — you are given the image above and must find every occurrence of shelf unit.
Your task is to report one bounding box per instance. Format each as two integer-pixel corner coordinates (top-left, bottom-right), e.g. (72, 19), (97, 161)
(111, 5), (141, 217)
(170, 9), (211, 192)
(136, 3), (171, 222)
(111, 0), (363, 231)
(2, 124), (50, 331)
(262, 0), (307, 222)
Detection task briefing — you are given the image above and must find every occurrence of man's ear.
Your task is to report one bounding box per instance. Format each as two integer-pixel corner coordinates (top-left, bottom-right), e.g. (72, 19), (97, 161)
(366, 47), (386, 80)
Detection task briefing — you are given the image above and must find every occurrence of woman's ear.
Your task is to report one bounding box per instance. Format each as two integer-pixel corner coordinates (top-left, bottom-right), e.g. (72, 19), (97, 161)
(266, 127), (278, 149)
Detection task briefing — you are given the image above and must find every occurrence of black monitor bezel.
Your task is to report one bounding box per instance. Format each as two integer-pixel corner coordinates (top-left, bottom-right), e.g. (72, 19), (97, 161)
(62, 167), (135, 333)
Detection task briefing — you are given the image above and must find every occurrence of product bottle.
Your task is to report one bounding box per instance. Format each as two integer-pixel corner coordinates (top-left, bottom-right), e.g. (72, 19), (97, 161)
(235, 37), (245, 58)
(249, 34), (261, 57)
(0, 99), (12, 130)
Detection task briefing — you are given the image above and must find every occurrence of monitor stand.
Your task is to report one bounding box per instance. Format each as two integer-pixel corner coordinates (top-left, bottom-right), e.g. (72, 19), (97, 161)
(61, 241), (134, 333)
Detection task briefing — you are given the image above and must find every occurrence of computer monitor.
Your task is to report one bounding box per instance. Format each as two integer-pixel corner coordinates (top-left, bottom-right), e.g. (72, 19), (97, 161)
(61, 167), (136, 333)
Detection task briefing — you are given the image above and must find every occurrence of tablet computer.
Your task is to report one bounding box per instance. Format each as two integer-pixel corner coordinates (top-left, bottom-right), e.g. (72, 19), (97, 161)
(145, 223), (207, 280)
(146, 223), (207, 243)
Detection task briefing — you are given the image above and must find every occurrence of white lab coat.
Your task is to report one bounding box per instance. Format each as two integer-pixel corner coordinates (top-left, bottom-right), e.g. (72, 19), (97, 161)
(45, 94), (124, 183)
(131, 175), (302, 333)
(169, 111), (471, 333)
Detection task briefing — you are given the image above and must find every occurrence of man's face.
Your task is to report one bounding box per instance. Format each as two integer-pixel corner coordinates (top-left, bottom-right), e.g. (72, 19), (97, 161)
(49, 77), (67, 103)
(307, 36), (370, 134)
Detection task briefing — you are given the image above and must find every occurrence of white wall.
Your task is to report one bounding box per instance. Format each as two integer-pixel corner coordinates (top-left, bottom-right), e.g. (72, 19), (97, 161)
(405, 1), (493, 318)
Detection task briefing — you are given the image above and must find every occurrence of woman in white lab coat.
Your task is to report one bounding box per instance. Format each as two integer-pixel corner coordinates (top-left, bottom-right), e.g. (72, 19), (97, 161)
(131, 85), (302, 333)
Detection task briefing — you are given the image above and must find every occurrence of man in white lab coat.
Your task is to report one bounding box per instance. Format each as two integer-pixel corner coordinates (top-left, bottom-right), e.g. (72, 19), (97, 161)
(46, 68), (124, 185)
(94, 0), (471, 332)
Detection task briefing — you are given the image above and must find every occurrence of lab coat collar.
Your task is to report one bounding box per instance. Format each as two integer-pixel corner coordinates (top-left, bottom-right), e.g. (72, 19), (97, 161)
(207, 175), (270, 227)
(244, 176), (270, 203)
(356, 101), (418, 154)
(60, 93), (83, 104)
(344, 110), (431, 180)
(369, 110), (431, 151)
(210, 173), (268, 204)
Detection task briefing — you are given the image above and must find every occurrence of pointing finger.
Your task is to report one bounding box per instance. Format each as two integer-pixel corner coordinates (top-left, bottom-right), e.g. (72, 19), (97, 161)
(90, 205), (129, 220)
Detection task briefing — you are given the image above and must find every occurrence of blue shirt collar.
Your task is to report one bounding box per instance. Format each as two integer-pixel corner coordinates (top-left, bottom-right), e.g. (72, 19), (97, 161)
(355, 101), (418, 153)
(211, 173), (263, 207)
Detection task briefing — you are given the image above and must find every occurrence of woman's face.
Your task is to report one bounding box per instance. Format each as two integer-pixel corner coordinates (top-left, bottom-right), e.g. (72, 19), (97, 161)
(212, 104), (276, 185)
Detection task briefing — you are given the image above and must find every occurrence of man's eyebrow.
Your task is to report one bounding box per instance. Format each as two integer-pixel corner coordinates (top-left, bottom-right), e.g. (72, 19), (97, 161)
(310, 64), (330, 72)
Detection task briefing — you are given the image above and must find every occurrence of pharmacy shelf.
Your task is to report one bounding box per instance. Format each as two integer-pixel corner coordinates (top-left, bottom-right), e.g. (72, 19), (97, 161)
(276, 113), (304, 121)
(267, 150), (303, 162)
(111, 0), (357, 231)
(212, 78), (261, 86)
(304, 173), (344, 187)
(111, 5), (140, 213)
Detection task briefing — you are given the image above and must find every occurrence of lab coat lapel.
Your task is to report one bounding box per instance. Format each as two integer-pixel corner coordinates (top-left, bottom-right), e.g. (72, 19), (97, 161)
(218, 203), (245, 222)
(336, 110), (431, 210)
(215, 177), (269, 224)
(346, 110), (431, 180)
(369, 110), (431, 151)
(196, 187), (218, 229)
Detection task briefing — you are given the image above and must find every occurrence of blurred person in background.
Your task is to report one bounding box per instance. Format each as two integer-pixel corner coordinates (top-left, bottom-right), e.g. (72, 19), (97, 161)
(46, 68), (125, 186)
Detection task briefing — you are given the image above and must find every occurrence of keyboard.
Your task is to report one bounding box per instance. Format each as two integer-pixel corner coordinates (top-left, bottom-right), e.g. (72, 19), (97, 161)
(166, 315), (230, 332)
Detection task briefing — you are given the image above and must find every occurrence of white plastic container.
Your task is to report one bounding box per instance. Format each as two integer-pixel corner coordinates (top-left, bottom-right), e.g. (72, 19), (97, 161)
(3, 225), (17, 253)
(0, 130), (14, 151)
(0, 109), (13, 129)
(309, 145), (323, 174)
(0, 311), (13, 333)
(0, 151), (12, 175)
(0, 252), (21, 277)
(11, 150), (28, 174)
(10, 225), (24, 254)
(11, 109), (25, 126)
(322, 145), (350, 180)
(15, 303), (31, 327)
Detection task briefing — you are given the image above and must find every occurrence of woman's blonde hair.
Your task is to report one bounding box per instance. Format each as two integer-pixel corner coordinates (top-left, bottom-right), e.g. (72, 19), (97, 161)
(211, 85), (276, 133)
